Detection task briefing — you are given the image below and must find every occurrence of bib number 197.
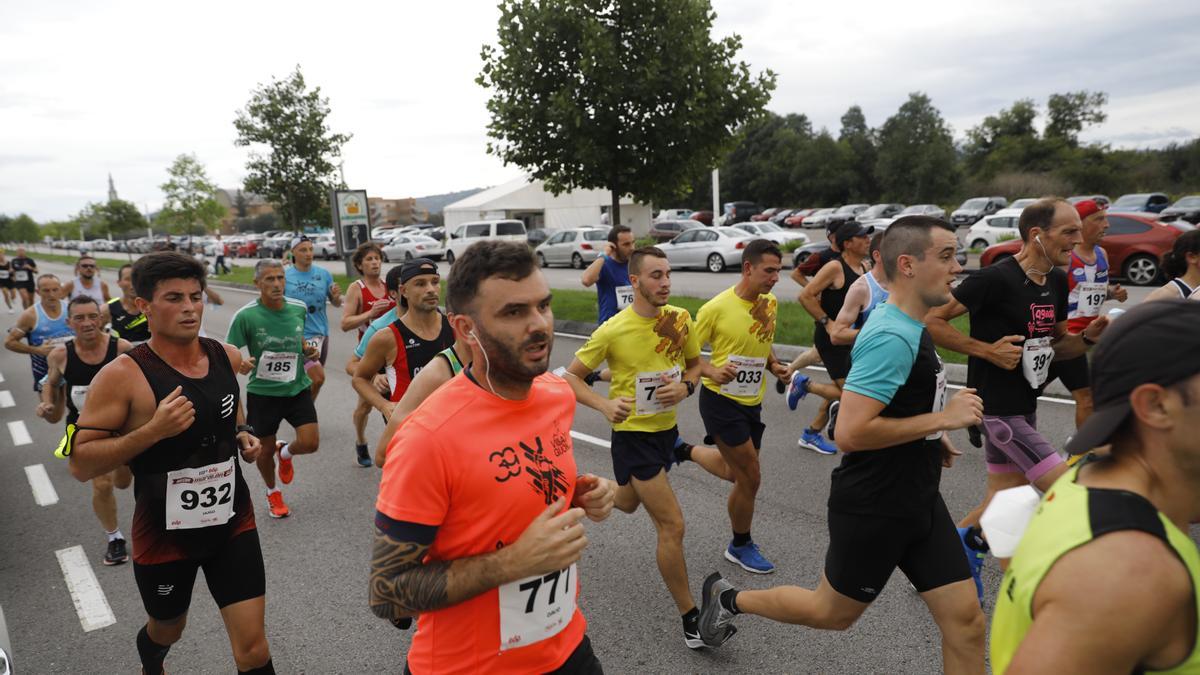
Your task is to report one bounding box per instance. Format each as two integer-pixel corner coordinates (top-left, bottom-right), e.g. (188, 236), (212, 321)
(498, 563), (577, 651)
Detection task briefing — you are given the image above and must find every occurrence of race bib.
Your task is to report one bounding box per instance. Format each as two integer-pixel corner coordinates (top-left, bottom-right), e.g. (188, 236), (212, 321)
(0, 270), (9, 280)
(165, 457), (236, 530)
(614, 285), (634, 310)
(720, 355), (767, 397)
(304, 336), (325, 357)
(635, 365), (681, 415)
(14, 270), (29, 282)
(498, 564), (577, 651)
(69, 385), (89, 411)
(1075, 281), (1107, 318)
(926, 357), (948, 441)
(256, 351), (297, 382)
(1021, 337), (1054, 389)
(46, 335), (72, 348)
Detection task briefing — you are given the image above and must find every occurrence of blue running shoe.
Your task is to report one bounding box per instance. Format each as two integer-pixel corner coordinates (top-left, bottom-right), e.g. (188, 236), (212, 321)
(786, 372), (810, 410)
(958, 527), (986, 606)
(725, 541), (775, 574)
(798, 429), (837, 455)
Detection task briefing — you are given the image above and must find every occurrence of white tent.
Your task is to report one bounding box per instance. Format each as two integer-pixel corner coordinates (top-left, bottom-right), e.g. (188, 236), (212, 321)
(443, 175), (653, 235)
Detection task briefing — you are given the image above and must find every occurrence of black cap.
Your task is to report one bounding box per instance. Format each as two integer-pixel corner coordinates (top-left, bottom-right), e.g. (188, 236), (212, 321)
(291, 234), (312, 249)
(399, 258), (438, 284)
(834, 222), (875, 247)
(1065, 299), (1200, 454)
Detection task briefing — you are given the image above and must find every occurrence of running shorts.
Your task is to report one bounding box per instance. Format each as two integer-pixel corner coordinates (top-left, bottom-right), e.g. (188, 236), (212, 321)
(1046, 354), (1089, 392)
(610, 428), (676, 486)
(813, 329), (852, 381)
(132, 529), (265, 620)
(246, 389), (318, 438)
(698, 386), (765, 449)
(982, 413), (1064, 482)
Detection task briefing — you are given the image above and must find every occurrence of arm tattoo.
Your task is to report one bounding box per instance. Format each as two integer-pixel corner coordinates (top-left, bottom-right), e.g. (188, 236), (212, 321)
(369, 528), (450, 621)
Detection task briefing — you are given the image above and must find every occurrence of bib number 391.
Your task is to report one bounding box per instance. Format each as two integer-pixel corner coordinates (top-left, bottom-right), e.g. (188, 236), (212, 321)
(165, 457), (236, 530)
(498, 563), (577, 651)
(1021, 337), (1054, 389)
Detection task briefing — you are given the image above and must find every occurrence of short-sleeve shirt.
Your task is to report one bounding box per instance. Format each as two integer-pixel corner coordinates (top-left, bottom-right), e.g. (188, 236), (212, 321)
(574, 304), (700, 433)
(376, 372), (586, 674)
(952, 257), (1068, 417)
(354, 306), (400, 359)
(226, 298), (312, 397)
(595, 256), (631, 325)
(284, 265), (335, 338)
(695, 287), (778, 406)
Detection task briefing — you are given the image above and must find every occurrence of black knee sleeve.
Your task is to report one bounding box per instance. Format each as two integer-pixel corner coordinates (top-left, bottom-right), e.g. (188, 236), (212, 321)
(136, 624), (171, 675)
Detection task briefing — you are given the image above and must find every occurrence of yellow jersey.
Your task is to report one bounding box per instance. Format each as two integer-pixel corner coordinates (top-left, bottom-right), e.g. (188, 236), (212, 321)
(695, 286), (778, 406)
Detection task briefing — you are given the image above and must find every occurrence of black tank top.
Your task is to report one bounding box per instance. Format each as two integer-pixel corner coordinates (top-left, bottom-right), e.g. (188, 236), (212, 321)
(63, 338), (118, 425)
(107, 297), (151, 343)
(815, 258), (862, 341)
(126, 337), (255, 563)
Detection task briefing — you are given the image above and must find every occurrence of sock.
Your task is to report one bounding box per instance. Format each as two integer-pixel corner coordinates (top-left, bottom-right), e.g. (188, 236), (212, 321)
(807, 427), (821, 436)
(106, 528), (123, 542)
(963, 525), (990, 553)
(718, 589), (741, 615)
(136, 624), (171, 675)
(732, 531), (752, 547)
(239, 658), (276, 675)
(681, 607), (699, 631)
(673, 440), (693, 464)
(267, 487), (280, 497)
(279, 443), (292, 461)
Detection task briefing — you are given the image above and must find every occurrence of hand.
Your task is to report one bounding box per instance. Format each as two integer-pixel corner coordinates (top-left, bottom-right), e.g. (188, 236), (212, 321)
(367, 302), (390, 319)
(381, 402), (397, 420)
(941, 439), (963, 468)
(507, 499), (588, 578)
(603, 396), (633, 424)
(373, 374), (391, 395)
(147, 386), (196, 441)
(238, 432), (263, 463)
(941, 388), (983, 431)
(781, 364), (796, 381)
(1083, 315), (1110, 342)
(653, 379), (687, 408)
(303, 344), (319, 360)
(330, 282), (342, 298)
(770, 361), (790, 381)
(987, 335), (1024, 371)
(239, 357), (256, 375)
(35, 401), (54, 420)
(603, 242), (615, 257)
(1109, 283), (1128, 303)
(710, 362), (738, 385)
(572, 474), (615, 522)
(36, 343), (56, 357)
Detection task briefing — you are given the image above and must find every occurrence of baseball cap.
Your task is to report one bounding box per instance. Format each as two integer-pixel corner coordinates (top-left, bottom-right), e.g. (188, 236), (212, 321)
(834, 222), (875, 247)
(291, 234), (312, 249)
(1074, 199), (1108, 220)
(1065, 299), (1200, 454)
(399, 258), (438, 284)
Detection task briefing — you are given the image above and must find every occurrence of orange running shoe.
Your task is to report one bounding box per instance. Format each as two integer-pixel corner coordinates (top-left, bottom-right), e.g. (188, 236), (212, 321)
(267, 491), (290, 518)
(277, 441), (295, 485)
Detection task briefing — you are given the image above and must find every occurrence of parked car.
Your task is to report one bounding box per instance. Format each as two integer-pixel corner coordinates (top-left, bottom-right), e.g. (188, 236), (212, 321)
(445, 219), (528, 263)
(768, 208), (797, 225)
(802, 207), (838, 229)
(963, 208), (1024, 249)
(750, 207), (783, 222)
(826, 204), (871, 229)
(979, 213), (1181, 285)
(236, 234), (264, 258)
(950, 196), (1009, 226)
(1067, 194), (1111, 206)
(655, 208), (695, 222)
(260, 233), (295, 258)
(1007, 198), (1038, 210)
(718, 201), (762, 225)
(1110, 192), (1171, 214)
(535, 227), (609, 268)
(734, 222), (809, 247)
(311, 233), (339, 259)
(1157, 195), (1200, 225)
(795, 239), (968, 269)
(527, 228), (552, 247)
(895, 204), (947, 220)
(688, 210), (713, 226)
(649, 219), (703, 242)
(783, 208), (819, 228)
(658, 226), (754, 272)
(853, 203), (904, 224)
(382, 234), (445, 262)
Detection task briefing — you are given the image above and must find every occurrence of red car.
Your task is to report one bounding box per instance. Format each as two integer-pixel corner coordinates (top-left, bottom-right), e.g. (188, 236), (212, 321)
(688, 210), (713, 226)
(750, 208), (782, 222)
(978, 213), (1181, 286)
(784, 208), (818, 228)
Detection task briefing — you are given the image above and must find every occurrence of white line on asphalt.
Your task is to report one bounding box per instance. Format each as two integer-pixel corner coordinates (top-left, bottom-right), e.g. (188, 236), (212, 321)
(570, 430), (611, 449)
(55, 545), (117, 632)
(0, 390), (13, 408)
(0, 370), (5, 382)
(25, 463), (59, 506)
(8, 420), (32, 445)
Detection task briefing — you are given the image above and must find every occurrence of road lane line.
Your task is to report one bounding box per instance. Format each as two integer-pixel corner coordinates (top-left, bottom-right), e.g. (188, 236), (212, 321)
(55, 545), (117, 632)
(0, 390), (13, 408)
(25, 463), (59, 506)
(0, 370), (5, 382)
(8, 420), (32, 445)
(570, 430), (611, 449)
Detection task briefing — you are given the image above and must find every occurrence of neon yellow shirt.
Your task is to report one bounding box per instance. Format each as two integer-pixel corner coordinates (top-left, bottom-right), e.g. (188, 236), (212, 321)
(695, 286), (778, 406)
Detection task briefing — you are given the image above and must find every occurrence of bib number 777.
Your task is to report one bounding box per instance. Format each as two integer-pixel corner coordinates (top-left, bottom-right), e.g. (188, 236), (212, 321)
(498, 563), (578, 650)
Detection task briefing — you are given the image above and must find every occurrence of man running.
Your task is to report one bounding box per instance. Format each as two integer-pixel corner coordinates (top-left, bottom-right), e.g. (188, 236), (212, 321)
(67, 251), (273, 675)
(780, 223), (843, 384)
(341, 242), (396, 465)
(10, 246), (38, 308)
(370, 240), (616, 674)
(227, 259), (321, 519)
(353, 258), (454, 419)
(991, 299), (1200, 674)
(285, 235), (342, 400)
(0, 249), (15, 313)
(565, 245), (734, 649)
(829, 230), (889, 346)
(1146, 229), (1200, 302)
(36, 295), (134, 565)
(693, 239), (792, 574)
(5, 274), (74, 391)
(108, 264), (151, 344)
(62, 254), (112, 305)
(580, 224), (636, 325)
(699, 216), (986, 674)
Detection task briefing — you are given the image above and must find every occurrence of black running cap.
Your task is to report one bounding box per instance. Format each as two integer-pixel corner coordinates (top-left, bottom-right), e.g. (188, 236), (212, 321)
(834, 222), (875, 246)
(399, 258), (438, 284)
(1066, 299), (1200, 454)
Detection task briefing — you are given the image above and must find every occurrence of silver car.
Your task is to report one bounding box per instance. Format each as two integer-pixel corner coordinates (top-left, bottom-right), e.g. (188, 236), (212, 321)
(734, 222), (809, 246)
(381, 235), (445, 262)
(535, 227), (608, 269)
(803, 208), (838, 229)
(658, 226), (754, 273)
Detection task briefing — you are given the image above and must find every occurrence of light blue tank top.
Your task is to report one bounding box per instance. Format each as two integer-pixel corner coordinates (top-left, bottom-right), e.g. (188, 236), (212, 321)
(855, 271), (890, 328)
(30, 302), (73, 346)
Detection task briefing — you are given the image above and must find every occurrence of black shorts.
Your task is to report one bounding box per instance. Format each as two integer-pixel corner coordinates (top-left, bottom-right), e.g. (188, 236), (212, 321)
(1047, 354), (1089, 392)
(824, 494), (970, 603)
(0, 276), (11, 289)
(698, 386), (765, 449)
(405, 634), (602, 675)
(246, 389), (318, 438)
(133, 529), (265, 620)
(610, 427), (676, 486)
(813, 329), (852, 381)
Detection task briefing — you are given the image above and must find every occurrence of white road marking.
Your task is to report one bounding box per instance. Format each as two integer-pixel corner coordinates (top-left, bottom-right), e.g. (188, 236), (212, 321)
(8, 419), (32, 445)
(570, 430), (611, 449)
(0, 389), (13, 408)
(25, 463), (59, 506)
(0, 370), (5, 382)
(55, 545), (117, 632)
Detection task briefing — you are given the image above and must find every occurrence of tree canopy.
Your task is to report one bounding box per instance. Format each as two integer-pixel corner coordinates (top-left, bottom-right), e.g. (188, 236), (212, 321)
(157, 154), (226, 235)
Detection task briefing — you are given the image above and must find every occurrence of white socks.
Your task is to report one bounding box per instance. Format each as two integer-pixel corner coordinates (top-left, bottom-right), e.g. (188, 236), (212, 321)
(279, 443), (292, 461)
(106, 529), (124, 542)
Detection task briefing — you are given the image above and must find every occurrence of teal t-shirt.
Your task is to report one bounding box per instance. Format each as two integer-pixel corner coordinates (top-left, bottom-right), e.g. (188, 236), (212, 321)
(843, 302), (925, 405)
(355, 306), (400, 359)
(226, 298), (312, 397)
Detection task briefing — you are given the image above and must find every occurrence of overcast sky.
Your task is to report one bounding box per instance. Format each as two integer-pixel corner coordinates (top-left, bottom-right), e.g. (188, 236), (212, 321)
(2, 0), (1197, 221)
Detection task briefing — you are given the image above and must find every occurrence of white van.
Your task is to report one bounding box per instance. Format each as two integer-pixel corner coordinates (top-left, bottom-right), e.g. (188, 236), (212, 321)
(444, 219), (528, 263)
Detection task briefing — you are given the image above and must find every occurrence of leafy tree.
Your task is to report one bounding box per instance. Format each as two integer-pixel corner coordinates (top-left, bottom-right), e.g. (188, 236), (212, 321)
(235, 190), (249, 218)
(158, 154), (226, 235)
(838, 105), (879, 199)
(963, 98), (1040, 177)
(876, 93), (960, 203)
(234, 66), (351, 231)
(0, 214), (10, 242)
(8, 213), (40, 242)
(478, 0), (775, 224)
(1045, 91), (1107, 145)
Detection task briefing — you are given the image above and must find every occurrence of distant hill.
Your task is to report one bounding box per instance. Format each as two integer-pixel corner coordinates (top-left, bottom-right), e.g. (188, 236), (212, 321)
(414, 187), (486, 214)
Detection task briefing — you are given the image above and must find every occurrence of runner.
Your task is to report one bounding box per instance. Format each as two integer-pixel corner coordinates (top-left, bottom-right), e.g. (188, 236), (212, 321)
(4, 274), (73, 391)
(698, 217), (986, 674)
(693, 239), (792, 574)
(227, 259), (321, 519)
(795, 221), (874, 454)
(828, 230), (889, 346)
(10, 246), (38, 309)
(108, 264), (151, 344)
(340, 242), (396, 465)
(991, 299), (1200, 674)
(35, 295), (134, 565)
(371, 240), (616, 673)
(353, 258), (455, 419)
(66, 251), (273, 674)
(1145, 229), (1200, 302)
(780, 223), (843, 384)
(580, 224), (636, 324)
(565, 245), (735, 649)
(0, 249), (15, 313)
(62, 254), (112, 305)
(285, 235), (342, 400)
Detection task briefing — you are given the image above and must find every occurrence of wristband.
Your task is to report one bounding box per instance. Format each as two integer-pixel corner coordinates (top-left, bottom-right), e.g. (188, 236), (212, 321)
(685, 380), (696, 397)
(236, 424), (255, 435)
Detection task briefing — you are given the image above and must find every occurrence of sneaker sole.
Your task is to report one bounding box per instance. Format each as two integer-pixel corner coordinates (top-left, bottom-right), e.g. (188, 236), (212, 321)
(269, 511), (290, 519)
(797, 440), (836, 456)
(102, 556), (128, 566)
(684, 634), (706, 650)
(724, 549), (776, 574)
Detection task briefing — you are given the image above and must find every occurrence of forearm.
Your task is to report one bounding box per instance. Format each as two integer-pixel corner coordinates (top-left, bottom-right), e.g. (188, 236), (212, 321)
(369, 533), (514, 620)
(840, 412), (949, 453)
(353, 375), (392, 413)
(829, 322), (858, 346)
(5, 337), (40, 356)
(1053, 333), (1089, 360)
(799, 294), (824, 320)
(566, 371), (611, 412)
(580, 258), (603, 287)
(342, 311), (373, 332)
(70, 425), (161, 481)
(926, 318), (988, 359)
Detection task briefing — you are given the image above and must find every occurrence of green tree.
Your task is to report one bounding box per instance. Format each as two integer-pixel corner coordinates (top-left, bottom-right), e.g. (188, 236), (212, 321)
(158, 154), (226, 235)
(8, 213), (40, 242)
(1045, 90), (1107, 145)
(963, 98), (1040, 177)
(875, 93), (960, 203)
(234, 66), (351, 231)
(478, 0), (775, 223)
(838, 105), (879, 200)
(0, 214), (11, 242)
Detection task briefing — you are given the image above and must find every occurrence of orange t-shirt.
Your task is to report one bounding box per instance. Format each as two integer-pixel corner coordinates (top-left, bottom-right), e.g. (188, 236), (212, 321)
(376, 371), (586, 675)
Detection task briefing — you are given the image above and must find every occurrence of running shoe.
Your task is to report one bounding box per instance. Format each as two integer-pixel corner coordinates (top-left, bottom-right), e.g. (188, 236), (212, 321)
(798, 429), (837, 455)
(786, 372), (810, 410)
(267, 491), (290, 519)
(825, 400), (840, 441)
(957, 527), (986, 606)
(355, 443), (372, 468)
(672, 435), (692, 466)
(967, 424), (983, 448)
(698, 573), (740, 647)
(277, 441), (294, 484)
(683, 613), (705, 650)
(725, 541), (775, 574)
(103, 538), (128, 566)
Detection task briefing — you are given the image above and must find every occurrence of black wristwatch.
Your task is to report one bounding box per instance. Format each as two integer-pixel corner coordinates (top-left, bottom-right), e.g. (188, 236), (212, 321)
(236, 424), (255, 436)
(685, 380), (696, 397)
(1081, 334), (1097, 347)
(818, 316), (830, 327)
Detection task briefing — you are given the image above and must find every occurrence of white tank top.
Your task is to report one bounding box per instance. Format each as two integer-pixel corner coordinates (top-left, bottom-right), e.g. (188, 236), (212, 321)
(70, 276), (105, 305)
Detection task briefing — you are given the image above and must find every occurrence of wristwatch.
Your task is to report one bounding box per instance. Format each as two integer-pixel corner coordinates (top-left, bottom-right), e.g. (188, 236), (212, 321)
(685, 380), (696, 397)
(1081, 334), (1097, 347)
(818, 316), (830, 327)
(236, 424), (255, 436)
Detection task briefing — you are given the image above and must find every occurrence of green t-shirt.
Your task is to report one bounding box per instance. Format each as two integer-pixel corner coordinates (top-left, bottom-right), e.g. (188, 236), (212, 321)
(226, 298), (312, 397)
